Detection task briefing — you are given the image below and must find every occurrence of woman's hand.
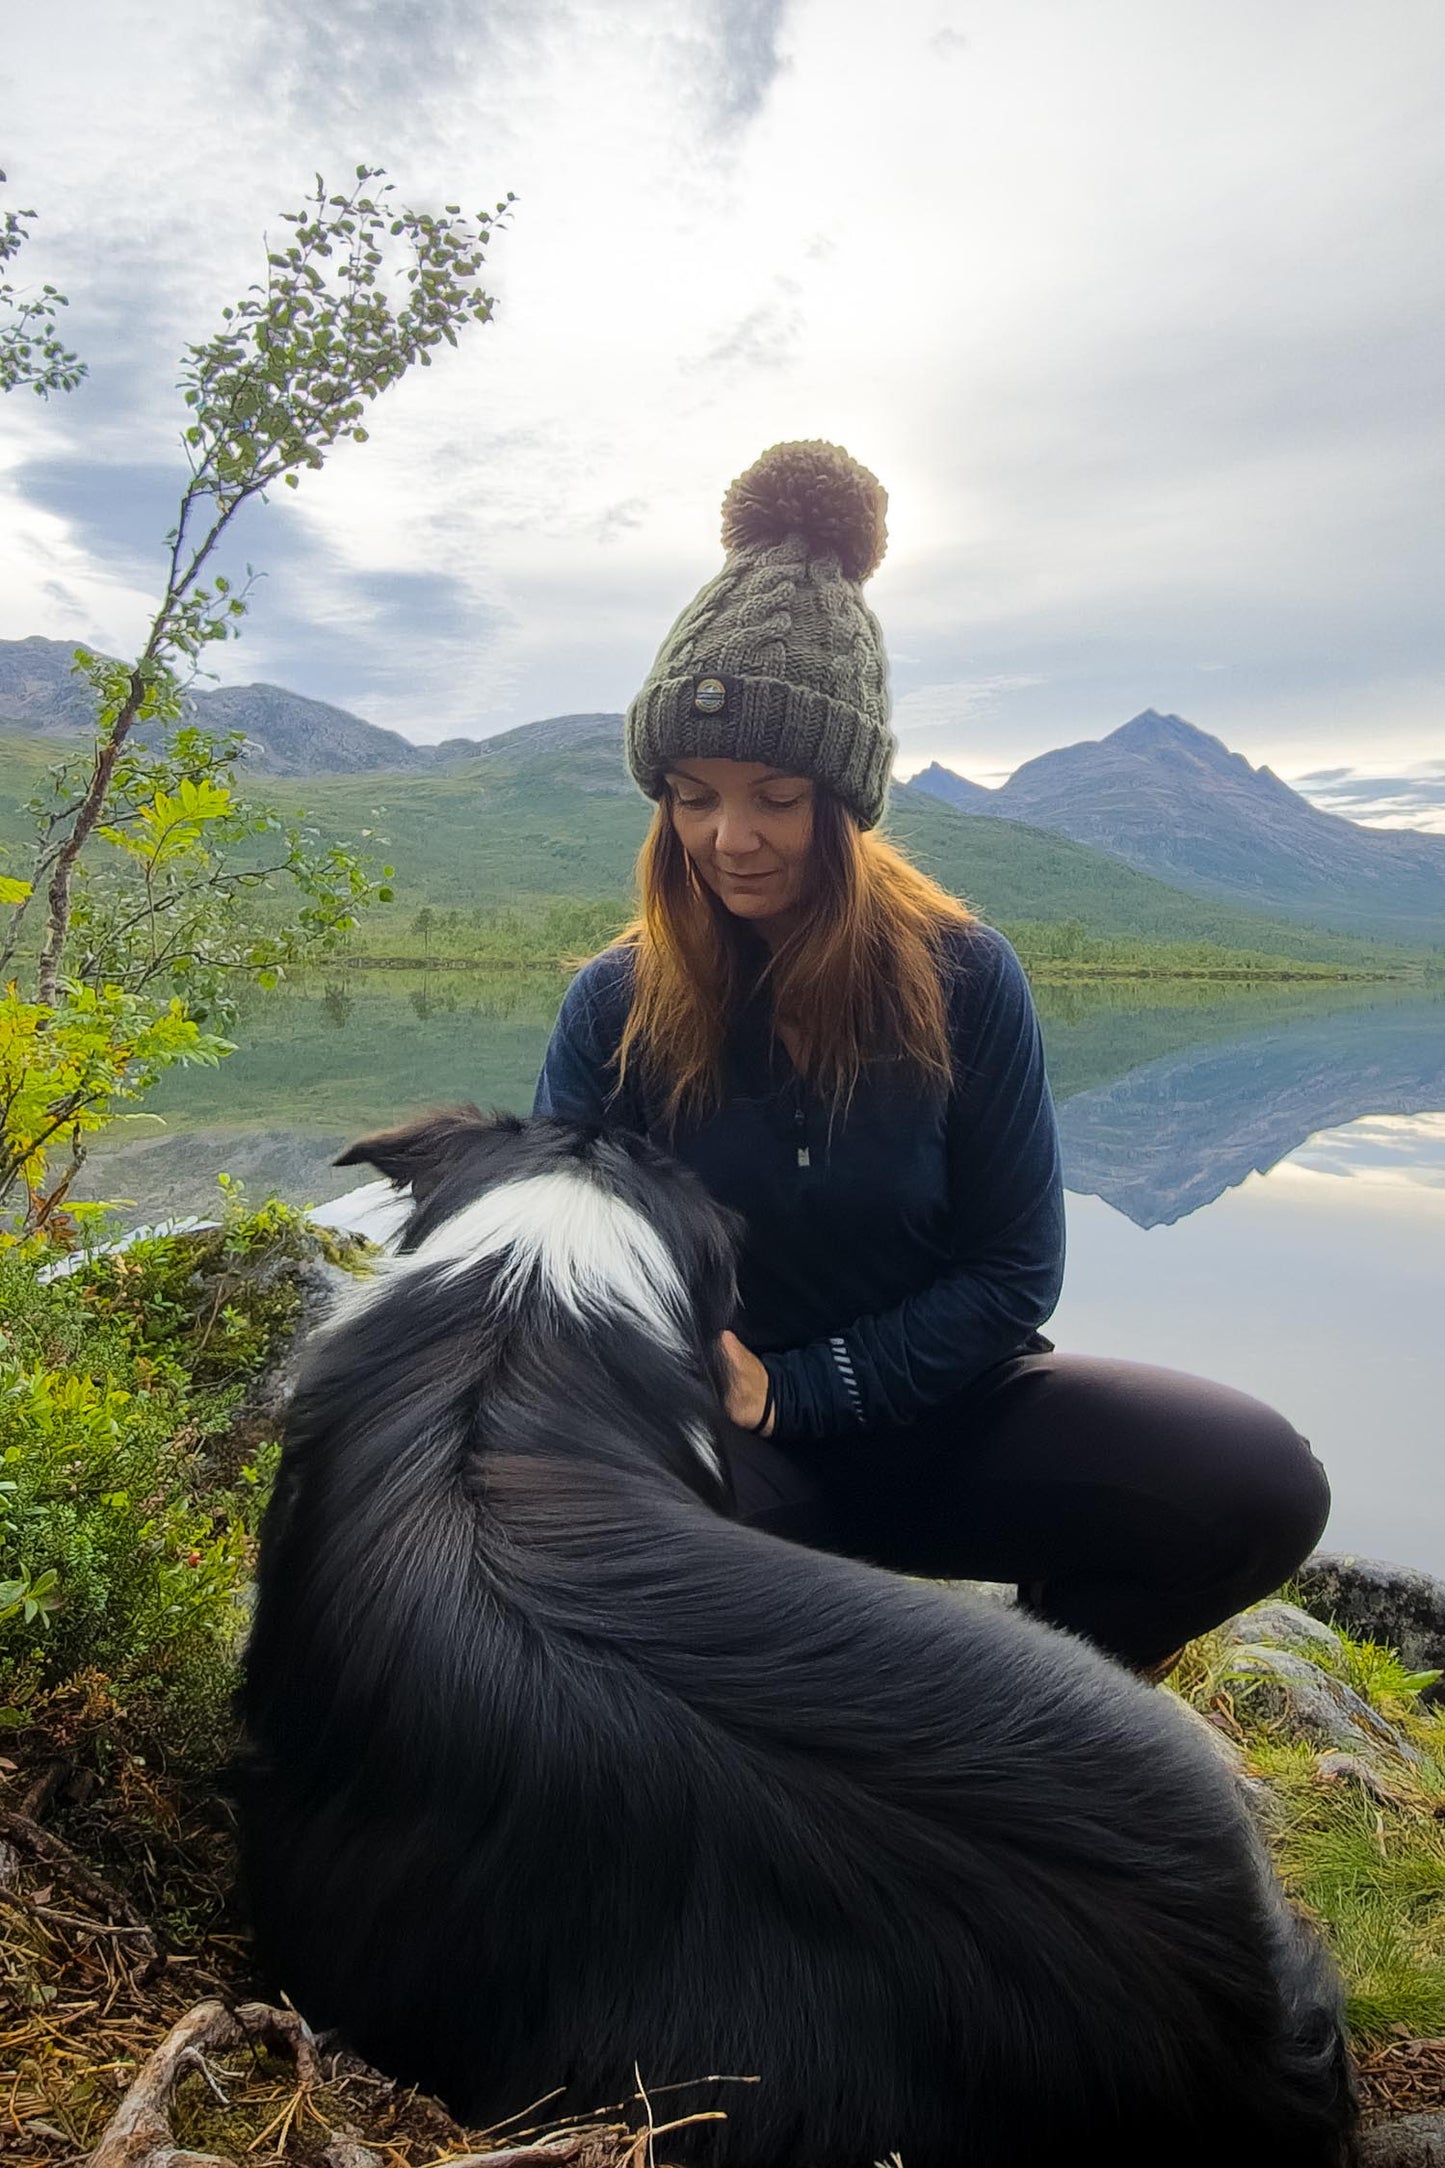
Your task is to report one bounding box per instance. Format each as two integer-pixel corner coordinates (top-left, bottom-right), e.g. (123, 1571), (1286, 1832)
(720, 1330), (775, 1436)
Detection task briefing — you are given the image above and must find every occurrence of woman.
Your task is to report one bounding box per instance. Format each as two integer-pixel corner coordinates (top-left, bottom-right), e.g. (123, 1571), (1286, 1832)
(534, 439), (1329, 1676)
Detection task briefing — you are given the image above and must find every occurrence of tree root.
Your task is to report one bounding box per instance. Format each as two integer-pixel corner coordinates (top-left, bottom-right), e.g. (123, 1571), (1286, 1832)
(88, 1998), (321, 2168)
(0, 1803), (157, 1955)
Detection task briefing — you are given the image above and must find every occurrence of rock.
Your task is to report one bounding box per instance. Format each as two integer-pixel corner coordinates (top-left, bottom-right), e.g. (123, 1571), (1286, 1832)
(950, 1579), (1018, 1609)
(225, 1254), (361, 1453)
(1297, 1556), (1445, 1692)
(1315, 1750), (1415, 1805)
(1219, 1602), (1427, 1767)
(322, 2132), (383, 2168)
(1360, 2113), (1445, 2166)
(1226, 1599), (1345, 1661)
(1225, 1644), (1423, 1766)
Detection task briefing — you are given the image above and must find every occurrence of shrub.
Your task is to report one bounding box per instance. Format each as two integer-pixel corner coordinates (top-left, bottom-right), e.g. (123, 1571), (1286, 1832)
(0, 1196), (364, 1765)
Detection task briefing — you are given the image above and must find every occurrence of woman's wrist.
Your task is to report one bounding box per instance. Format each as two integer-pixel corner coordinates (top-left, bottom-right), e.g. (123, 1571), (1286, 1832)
(720, 1330), (776, 1436)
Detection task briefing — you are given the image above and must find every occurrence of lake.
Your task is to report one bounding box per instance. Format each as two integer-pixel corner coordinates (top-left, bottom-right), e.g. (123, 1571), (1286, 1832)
(77, 967), (1445, 1575)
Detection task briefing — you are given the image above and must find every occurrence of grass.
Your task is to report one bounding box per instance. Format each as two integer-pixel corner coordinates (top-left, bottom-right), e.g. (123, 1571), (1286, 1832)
(300, 897), (1391, 982)
(1172, 1622), (1445, 2048)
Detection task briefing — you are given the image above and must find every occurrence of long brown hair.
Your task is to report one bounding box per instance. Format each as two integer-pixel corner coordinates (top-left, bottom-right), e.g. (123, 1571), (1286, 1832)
(614, 789), (974, 1121)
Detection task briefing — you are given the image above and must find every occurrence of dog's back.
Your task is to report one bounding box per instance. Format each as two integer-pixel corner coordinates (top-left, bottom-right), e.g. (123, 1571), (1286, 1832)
(238, 1114), (1355, 2168)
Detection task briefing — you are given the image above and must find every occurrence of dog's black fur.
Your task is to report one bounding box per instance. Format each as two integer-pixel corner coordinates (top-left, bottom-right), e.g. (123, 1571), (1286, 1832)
(237, 1110), (1356, 2167)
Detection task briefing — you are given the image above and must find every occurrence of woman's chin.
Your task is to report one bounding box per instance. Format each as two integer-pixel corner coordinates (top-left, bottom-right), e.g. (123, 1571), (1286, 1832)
(721, 890), (792, 924)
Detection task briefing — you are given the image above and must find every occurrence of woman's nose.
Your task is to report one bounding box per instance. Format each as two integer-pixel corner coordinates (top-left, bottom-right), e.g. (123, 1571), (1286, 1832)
(714, 804), (761, 857)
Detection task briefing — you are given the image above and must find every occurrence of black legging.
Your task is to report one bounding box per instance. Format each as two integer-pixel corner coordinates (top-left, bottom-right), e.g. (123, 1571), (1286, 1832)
(724, 1340), (1331, 1672)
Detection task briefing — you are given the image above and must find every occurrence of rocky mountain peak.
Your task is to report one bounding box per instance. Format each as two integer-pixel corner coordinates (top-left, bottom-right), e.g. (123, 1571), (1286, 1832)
(1105, 710), (1240, 768)
(907, 760), (995, 810)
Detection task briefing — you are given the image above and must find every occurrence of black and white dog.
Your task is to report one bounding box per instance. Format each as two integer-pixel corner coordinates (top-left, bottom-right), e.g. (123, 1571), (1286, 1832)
(238, 1110), (1355, 2167)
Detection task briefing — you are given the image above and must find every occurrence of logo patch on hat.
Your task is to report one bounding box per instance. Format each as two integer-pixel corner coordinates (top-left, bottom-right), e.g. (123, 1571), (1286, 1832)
(693, 676), (726, 715)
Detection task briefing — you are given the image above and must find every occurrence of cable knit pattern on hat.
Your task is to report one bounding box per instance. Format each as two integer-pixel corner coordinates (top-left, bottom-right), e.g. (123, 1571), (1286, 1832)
(625, 443), (896, 829)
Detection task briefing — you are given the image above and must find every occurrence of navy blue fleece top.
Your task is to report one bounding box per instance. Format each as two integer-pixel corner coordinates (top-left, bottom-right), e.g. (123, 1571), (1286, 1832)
(532, 922), (1065, 1444)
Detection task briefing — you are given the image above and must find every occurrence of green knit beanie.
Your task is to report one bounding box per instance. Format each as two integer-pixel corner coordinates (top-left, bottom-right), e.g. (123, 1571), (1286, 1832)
(625, 440), (896, 830)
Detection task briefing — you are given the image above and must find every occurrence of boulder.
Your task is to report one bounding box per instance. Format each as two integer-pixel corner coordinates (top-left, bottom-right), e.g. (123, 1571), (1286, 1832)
(1360, 2114), (1445, 2166)
(1222, 1642), (1423, 1766)
(1220, 1607), (1424, 1764)
(1296, 1556), (1445, 1691)
(226, 1252), (359, 1447)
(1315, 1749), (1415, 1806)
(1226, 1599), (1344, 1662)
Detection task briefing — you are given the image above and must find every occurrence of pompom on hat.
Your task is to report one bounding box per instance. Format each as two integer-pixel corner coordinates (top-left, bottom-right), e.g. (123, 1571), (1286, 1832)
(625, 440), (896, 830)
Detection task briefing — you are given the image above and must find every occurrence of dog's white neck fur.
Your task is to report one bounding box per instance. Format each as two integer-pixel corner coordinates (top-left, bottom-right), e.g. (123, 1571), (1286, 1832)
(424, 1168), (687, 1347)
(334, 1166), (688, 1354)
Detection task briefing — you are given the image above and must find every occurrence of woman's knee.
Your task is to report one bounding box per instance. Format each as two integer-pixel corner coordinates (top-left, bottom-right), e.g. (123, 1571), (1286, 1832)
(1005, 1355), (1332, 1594)
(1224, 1403), (1331, 1590)
(1137, 1371), (1332, 1609)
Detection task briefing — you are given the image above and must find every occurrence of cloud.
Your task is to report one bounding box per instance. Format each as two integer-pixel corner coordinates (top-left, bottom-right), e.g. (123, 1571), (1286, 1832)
(891, 675), (1047, 775)
(687, 286), (806, 375)
(1, 0), (1441, 775)
(709, 0), (793, 126)
(1285, 761), (1445, 835)
(16, 452), (224, 575)
(595, 498), (649, 544)
(232, 553), (511, 726)
(239, 0), (559, 141)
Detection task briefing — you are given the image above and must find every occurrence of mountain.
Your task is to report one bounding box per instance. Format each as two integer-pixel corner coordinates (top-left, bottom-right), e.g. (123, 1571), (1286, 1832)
(909, 710), (1445, 949)
(6, 633), (1441, 953)
(191, 683), (441, 776)
(0, 636), (474, 776)
(1, 703), (1428, 968)
(0, 635), (110, 734)
(226, 713), (1422, 969)
(908, 760), (996, 813)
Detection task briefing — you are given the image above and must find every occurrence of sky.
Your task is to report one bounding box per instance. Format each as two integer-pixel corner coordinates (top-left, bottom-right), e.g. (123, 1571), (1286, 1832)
(2, 0), (1443, 827)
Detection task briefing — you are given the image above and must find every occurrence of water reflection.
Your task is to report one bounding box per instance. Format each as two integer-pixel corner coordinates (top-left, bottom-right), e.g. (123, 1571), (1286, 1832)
(1285, 1111), (1445, 1192)
(78, 975), (1445, 1234)
(70, 970), (1445, 1566)
(1052, 1106), (1445, 1571)
(1055, 995), (1445, 1226)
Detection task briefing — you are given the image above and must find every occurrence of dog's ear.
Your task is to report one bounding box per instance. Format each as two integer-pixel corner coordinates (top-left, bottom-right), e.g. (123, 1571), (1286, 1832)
(335, 1104), (499, 1202)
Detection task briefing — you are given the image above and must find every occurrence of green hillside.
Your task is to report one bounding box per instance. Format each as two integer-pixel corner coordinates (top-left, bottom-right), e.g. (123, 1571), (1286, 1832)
(269, 734), (1426, 970)
(882, 790), (1430, 968)
(0, 723), (1430, 973)
(0, 734), (65, 861)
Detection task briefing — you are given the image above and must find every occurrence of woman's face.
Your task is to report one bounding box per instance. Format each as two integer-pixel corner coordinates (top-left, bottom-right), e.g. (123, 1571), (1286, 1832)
(665, 758), (815, 928)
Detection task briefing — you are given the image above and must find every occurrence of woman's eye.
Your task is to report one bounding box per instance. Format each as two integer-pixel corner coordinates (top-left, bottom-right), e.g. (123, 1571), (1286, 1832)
(760, 796), (804, 812)
(674, 796), (711, 812)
